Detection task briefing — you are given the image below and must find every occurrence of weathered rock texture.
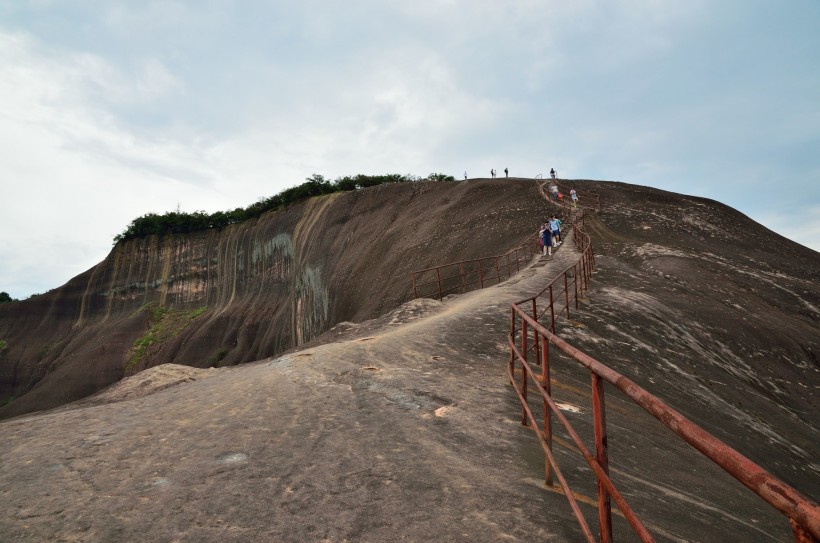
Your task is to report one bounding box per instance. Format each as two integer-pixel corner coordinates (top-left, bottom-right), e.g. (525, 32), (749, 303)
(0, 179), (818, 542)
(566, 181), (819, 496)
(0, 180), (547, 418)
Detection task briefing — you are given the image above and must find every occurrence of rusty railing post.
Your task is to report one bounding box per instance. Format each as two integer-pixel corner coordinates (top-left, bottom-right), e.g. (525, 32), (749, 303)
(578, 250), (586, 294)
(541, 334), (553, 486)
(564, 271), (571, 318)
(459, 262), (466, 293)
(574, 263), (580, 310)
(412, 272), (418, 299)
(435, 268), (443, 300)
(495, 258), (502, 284)
(509, 307), (517, 383)
(479, 260), (485, 289)
(592, 372), (613, 543)
(532, 298), (540, 364)
(549, 285), (555, 333)
(521, 319), (529, 426)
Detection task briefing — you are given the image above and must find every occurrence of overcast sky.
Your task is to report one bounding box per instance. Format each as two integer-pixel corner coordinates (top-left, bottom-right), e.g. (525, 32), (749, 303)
(1, 1), (819, 300)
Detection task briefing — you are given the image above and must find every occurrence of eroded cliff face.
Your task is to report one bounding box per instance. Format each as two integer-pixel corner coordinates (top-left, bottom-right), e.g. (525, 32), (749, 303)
(0, 180), (549, 418)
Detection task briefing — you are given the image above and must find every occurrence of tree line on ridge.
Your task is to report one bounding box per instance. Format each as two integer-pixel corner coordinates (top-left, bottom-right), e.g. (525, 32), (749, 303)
(113, 172), (455, 244)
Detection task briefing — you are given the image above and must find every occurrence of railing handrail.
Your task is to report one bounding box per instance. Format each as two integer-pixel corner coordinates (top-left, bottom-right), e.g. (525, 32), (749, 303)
(510, 304), (820, 540)
(516, 216), (593, 308)
(410, 178), (601, 302)
(411, 248), (532, 275)
(410, 230), (540, 300)
(508, 179), (819, 541)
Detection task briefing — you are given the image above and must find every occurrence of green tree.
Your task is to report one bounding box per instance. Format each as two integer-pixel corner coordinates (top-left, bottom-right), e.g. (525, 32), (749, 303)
(0, 292), (12, 303)
(112, 171), (450, 244)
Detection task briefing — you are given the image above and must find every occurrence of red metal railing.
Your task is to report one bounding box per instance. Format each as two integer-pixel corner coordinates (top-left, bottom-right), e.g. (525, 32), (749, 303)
(411, 233), (540, 301)
(521, 214), (595, 334)
(508, 188), (820, 542)
(508, 307), (820, 541)
(410, 178), (600, 302)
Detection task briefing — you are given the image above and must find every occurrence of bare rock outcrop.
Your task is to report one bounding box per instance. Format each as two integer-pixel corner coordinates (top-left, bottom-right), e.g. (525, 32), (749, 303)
(0, 180), (547, 418)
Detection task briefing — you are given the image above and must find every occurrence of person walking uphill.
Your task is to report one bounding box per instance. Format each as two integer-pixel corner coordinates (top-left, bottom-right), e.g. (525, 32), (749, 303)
(570, 188), (578, 208)
(539, 223), (554, 257)
(549, 216), (562, 245)
(504, 168), (508, 177)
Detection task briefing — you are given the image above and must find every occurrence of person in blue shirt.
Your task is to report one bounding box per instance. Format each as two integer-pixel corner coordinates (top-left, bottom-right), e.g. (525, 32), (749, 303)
(539, 223), (554, 256)
(549, 217), (562, 245)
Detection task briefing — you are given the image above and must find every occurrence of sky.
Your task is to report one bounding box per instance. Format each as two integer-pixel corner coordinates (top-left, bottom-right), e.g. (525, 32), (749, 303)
(1, 1), (819, 300)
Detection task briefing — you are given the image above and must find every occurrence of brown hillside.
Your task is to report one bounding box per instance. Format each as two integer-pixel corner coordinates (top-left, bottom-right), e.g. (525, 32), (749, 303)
(0, 178), (818, 541)
(0, 179), (547, 419)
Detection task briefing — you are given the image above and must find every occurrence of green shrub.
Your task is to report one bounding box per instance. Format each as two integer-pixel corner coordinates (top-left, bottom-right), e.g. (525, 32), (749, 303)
(125, 304), (208, 372)
(427, 173), (455, 182)
(114, 172), (454, 243)
(208, 348), (229, 367)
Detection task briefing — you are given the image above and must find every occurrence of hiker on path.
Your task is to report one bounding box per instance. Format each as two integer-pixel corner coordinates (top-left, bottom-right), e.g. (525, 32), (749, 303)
(549, 183), (559, 201)
(539, 223), (554, 257)
(570, 188), (578, 208)
(550, 168), (556, 179)
(504, 167), (508, 177)
(490, 169), (495, 178)
(464, 172), (467, 180)
(549, 216), (562, 245)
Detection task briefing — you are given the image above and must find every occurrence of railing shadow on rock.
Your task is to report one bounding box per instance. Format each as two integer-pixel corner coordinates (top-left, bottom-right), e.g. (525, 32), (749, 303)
(508, 185), (819, 542)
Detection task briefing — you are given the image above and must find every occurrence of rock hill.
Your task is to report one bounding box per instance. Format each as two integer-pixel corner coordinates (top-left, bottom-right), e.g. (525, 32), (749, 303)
(0, 179), (546, 419)
(0, 178), (818, 542)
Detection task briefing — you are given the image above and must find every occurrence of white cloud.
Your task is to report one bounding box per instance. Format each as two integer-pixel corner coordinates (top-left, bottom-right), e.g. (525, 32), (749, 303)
(0, 1), (818, 298)
(0, 31), (222, 298)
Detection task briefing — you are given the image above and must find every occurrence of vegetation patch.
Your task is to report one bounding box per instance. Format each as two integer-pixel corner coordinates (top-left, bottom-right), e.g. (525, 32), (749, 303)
(208, 348), (230, 367)
(114, 172), (454, 243)
(126, 304), (209, 373)
(0, 339), (6, 351)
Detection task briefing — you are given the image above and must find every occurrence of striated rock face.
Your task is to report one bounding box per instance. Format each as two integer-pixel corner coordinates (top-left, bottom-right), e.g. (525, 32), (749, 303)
(0, 180), (549, 418)
(0, 179), (818, 540)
